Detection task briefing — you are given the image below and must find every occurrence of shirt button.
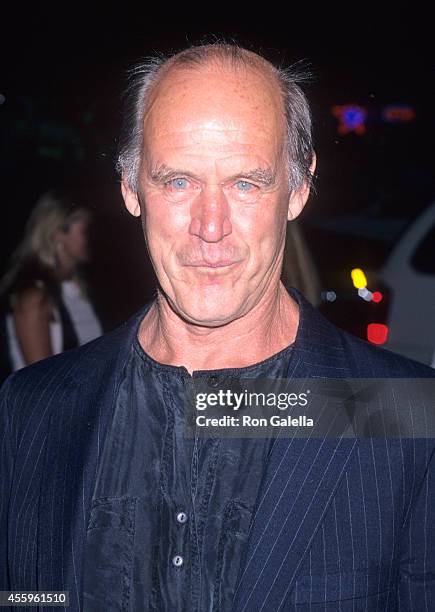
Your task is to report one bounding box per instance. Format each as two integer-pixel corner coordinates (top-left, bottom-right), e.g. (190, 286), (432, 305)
(176, 511), (188, 524)
(172, 555), (184, 568)
(208, 375), (220, 387)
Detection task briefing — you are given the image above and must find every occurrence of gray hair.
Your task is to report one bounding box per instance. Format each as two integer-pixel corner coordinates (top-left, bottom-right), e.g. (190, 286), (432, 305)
(116, 43), (315, 194)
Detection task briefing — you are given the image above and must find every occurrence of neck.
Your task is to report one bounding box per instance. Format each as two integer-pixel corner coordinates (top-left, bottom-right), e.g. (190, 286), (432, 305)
(138, 282), (299, 375)
(55, 257), (75, 281)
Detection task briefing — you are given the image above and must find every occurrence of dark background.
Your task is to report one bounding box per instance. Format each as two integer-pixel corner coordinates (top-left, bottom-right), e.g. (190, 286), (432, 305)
(2, 11), (434, 329)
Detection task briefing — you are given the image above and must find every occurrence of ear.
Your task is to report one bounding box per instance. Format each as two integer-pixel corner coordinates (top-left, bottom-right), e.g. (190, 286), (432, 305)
(121, 177), (141, 217)
(287, 153), (317, 221)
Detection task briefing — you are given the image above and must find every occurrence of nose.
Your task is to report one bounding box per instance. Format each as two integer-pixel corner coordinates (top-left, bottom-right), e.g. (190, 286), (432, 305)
(189, 185), (232, 243)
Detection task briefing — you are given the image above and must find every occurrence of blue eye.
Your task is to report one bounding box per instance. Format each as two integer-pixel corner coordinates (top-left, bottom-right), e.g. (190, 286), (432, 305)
(168, 178), (189, 189)
(235, 180), (255, 191)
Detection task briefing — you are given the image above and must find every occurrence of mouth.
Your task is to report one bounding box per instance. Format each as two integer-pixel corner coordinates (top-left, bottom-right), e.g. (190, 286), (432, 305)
(187, 260), (242, 269)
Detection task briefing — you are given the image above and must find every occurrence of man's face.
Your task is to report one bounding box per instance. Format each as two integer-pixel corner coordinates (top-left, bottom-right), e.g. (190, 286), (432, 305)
(123, 62), (309, 326)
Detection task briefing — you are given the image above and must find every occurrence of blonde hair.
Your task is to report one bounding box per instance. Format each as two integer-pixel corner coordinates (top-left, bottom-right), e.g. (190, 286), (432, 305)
(0, 190), (90, 302)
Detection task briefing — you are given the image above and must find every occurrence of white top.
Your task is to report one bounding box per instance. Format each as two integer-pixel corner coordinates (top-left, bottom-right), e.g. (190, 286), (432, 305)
(6, 279), (102, 371)
(61, 280), (102, 345)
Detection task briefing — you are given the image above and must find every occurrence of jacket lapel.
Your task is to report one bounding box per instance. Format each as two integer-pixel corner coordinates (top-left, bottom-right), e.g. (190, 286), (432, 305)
(231, 289), (359, 612)
(37, 307), (148, 609)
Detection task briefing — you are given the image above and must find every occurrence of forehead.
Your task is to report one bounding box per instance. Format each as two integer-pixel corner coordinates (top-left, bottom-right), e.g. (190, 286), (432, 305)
(142, 62), (286, 158)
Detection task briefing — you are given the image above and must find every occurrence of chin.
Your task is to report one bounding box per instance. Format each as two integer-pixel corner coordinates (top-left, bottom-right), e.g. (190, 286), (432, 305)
(174, 294), (245, 327)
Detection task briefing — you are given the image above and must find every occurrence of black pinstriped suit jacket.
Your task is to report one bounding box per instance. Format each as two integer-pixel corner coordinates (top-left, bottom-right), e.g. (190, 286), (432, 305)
(1, 288), (435, 611)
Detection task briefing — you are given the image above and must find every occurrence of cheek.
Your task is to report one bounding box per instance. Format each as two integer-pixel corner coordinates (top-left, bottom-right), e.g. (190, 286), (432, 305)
(144, 193), (188, 235)
(234, 203), (283, 255)
(142, 196), (188, 264)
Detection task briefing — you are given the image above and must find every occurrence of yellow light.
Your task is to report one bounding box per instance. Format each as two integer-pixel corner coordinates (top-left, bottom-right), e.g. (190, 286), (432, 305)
(351, 268), (367, 289)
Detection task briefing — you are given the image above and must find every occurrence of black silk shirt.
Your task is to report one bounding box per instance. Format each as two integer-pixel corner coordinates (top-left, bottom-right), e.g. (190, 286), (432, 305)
(82, 333), (294, 612)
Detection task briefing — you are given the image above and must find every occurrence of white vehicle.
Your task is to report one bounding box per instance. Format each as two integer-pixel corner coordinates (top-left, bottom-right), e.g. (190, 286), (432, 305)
(378, 201), (435, 365)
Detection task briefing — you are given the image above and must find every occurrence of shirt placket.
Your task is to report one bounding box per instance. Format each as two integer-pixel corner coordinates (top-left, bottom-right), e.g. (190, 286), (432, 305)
(190, 374), (223, 611)
(152, 373), (196, 611)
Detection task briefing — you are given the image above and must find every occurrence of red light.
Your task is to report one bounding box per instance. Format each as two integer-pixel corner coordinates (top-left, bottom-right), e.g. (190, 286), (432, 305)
(367, 323), (389, 345)
(372, 291), (383, 303)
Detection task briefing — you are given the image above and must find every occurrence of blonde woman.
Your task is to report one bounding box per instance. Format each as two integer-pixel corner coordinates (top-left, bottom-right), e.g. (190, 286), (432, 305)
(0, 190), (102, 371)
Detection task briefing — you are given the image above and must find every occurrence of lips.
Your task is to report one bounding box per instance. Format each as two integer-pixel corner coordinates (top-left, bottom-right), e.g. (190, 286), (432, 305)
(188, 261), (239, 268)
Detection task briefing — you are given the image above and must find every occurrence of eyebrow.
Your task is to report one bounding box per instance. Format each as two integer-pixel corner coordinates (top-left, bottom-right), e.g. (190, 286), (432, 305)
(228, 168), (276, 187)
(149, 164), (190, 183)
(149, 164), (276, 187)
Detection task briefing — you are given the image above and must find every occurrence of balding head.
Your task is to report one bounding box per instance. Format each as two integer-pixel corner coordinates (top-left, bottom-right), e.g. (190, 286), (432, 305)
(141, 57), (288, 193)
(117, 43), (314, 195)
